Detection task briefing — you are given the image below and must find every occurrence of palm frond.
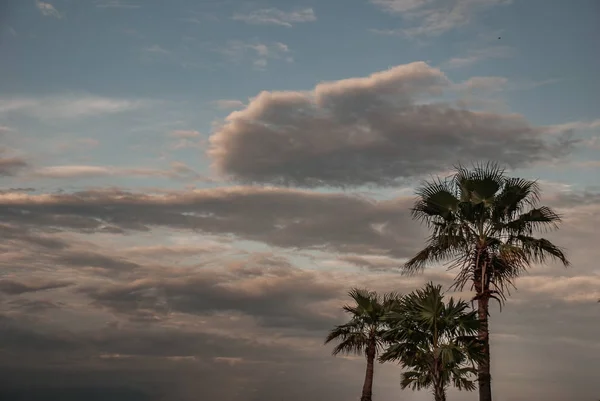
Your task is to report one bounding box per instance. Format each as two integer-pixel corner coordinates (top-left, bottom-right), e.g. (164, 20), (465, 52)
(412, 178), (460, 225)
(453, 161), (505, 203)
(403, 235), (464, 275)
(516, 235), (570, 267)
(382, 283), (482, 395)
(492, 177), (540, 221)
(501, 206), (561, 234)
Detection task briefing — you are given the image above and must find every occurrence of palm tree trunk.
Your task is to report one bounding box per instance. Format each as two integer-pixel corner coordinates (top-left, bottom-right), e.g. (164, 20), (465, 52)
(432, 374), (446, 401)
(434, 385), (447, 401)
(361, 342), (376, 401)
(476, 293), (492, 401)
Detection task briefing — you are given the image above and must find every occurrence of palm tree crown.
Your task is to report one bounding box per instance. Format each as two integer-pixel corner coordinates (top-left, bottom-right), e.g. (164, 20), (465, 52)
(325, 288), (400, 401)
(325, 288), (400, 356)
(406, 162), (569, 297)
(403, 162), (570, 401)
(381, 283), (483, 401)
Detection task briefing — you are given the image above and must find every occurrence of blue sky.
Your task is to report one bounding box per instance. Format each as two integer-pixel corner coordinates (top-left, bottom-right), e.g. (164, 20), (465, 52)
(1, 0), (599, 194)
(0, 1), (599, 401)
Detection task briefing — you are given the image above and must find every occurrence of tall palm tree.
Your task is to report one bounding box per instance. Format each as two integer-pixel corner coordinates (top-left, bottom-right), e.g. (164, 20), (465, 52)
(403, 163), (569, 401)
(381, 283), (483, 401)
(325, 288), (400, 401)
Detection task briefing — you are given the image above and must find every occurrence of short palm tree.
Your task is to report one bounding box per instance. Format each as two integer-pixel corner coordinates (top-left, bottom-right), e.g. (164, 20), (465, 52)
(404, 163), (569, 401)
(325, 288), (400, 401)
(381, 283), (483, 401)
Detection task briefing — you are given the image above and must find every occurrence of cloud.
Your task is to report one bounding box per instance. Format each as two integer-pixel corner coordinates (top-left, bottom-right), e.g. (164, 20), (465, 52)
(444, 45), (515, 68)
(169, 130), (201, 139)
(0, 155), (28, 176)
(167, 131), (205, 150)
(57, 251), (140, 271)
(33, 165), (114, 178)
(207, 61), (574, 187)
(143, 45), (169, 55)
(0, 95), (151, 120)
(457, 76), (509, 91)
(218, 41), (291, 69)
(36, 1), (62, 18)
(0, 279), (72, 295)
(31, 163), (205, 181)
(370, 0), (512, 36)
(337, 254), (401, 271)
(233, 8), (316, 27)
(95, 0), (141, 8)
(214, 99), (245, 110)
(0, 187), (423, 258)
(544, 119), (600, 135)
(0, 184), (598, 401)
(81, 254), (341, 329)
(55, 138), (100, 153)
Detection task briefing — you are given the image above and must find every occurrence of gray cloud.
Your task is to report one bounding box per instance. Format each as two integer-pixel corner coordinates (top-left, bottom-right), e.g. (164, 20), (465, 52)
(0, 187), (597, 401)
(0, 155), (27, 176)
(208, 62), (574, 187)
(1, 253), (598, 401)
(31, 162), (205, 181)
(57, 251), (140, 271)
(0, 313), (378, 401)
(0, 223), (69, 250)
(0, 187), (423, 258)
(81, 254), (341, 330)
(0, 279), (72, 295)
(337, 254), (401, 271)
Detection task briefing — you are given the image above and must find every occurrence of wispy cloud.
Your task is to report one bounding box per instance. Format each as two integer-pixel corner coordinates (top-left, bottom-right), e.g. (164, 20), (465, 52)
(95, 0), (141, 9)
(456, 76), (509, 92)
(213, 99), (245, 110)
(35, 0), (62, 18)
(369, 28), (405, 36)
(0, 95), (152, 119)
(169, 130), (201, 139)
(32, 162), (207, 181)
(218, 41), (292, 69)
(168, 130), (205, 150)
(233, 8), (316, 27)
(370, 0), (512, 36)
(143, 45), (170, 55)
(544, 119), (600, 135)
(444, 45), (514, 68)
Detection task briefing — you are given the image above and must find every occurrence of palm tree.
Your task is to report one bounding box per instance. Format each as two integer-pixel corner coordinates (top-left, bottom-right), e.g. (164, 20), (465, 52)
(403, 163), (569, 401)
(380, 283), (484, 401)
(325, 288), (400, 401)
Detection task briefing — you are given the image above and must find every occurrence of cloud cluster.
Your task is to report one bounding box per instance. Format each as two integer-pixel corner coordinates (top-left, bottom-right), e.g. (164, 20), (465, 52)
(208, 62), (574, 187)
(0, 181), (598, 401)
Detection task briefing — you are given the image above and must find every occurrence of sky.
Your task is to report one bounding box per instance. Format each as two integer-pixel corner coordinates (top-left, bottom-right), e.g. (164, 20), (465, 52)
(0, 0), (599, 400)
